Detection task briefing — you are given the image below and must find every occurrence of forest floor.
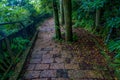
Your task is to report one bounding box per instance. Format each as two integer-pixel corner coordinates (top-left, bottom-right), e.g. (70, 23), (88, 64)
(20, 18), (113, 80)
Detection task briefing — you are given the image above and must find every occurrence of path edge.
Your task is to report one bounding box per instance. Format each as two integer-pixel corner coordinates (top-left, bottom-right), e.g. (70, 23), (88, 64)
(10, 31), (38, 80)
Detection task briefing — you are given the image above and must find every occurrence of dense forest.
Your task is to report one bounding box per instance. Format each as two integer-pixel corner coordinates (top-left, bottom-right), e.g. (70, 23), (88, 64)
(0, 0), (120, 80)
(54, 0), (120, 79)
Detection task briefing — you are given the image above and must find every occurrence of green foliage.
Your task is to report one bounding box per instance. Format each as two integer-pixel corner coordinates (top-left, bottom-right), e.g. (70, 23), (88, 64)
(72, 0), (95, 32)
(11, 37), (29, 52)
(0, 37), (29, 79)
(29, 0), (42, 14)
(29, 0), (52, 14)
(81, 0), (106, 11)
(0, 0), (52, 79)
(0, 0), (52, 35)
(73, 15), (94, 33)
(72, 0), (120, 40)
(0, 2), (30, 22)
(0, 1), (30, 34)
(73, 33), (78, 42)
(72, 0), (120, 79)
(106, 17), (120, 28)
(108, 40), (120, 54)
(107, 40), (120, 79)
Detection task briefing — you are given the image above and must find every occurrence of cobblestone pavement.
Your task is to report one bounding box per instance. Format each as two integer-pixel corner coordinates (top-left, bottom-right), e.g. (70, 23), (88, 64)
(21, 18), (112, 80)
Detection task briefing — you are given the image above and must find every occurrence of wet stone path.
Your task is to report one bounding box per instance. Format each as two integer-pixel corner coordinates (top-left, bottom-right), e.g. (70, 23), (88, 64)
(21, 18), (111, 80)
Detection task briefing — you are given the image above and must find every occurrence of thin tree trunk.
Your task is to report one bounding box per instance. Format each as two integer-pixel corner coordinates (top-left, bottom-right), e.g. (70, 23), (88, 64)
(53, 0), (61, 39)
(60, 0), (64, 26)
(63, 0), (73, 41)
(96, 9), (100, 28)
(105, 26), (113, 43)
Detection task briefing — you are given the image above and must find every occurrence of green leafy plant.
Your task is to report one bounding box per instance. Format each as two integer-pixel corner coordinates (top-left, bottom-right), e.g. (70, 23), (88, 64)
(11, 37), (29, 52)
(107, 40), (120, 79)
(73, 33), (78, 42)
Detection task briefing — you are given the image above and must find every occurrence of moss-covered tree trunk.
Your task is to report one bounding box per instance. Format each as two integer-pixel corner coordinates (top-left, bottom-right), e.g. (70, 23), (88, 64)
(60, 0), (64, 26)
(63, 0), (73, 41)
(53, 0), (61, 39)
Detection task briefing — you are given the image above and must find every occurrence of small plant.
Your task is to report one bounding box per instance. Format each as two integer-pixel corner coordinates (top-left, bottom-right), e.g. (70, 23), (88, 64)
(73, 33), (78, 42)
(11, 37), (29, 53)
(107, 40), (120, 79)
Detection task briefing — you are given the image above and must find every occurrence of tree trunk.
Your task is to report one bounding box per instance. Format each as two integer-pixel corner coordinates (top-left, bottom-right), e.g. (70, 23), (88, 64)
(60, 0), (64, 26)
(63, 0), (73, 41)
(53, 0), (61, 39)
(96, 9), (100, 28)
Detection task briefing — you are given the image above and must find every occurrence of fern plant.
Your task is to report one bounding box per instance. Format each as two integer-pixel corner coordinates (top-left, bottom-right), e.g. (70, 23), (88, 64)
(107, 40), (120, 79)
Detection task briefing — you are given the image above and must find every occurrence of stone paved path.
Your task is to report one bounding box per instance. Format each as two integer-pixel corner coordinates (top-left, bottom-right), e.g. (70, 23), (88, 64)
(21, 18), (112, 80)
